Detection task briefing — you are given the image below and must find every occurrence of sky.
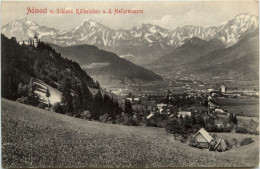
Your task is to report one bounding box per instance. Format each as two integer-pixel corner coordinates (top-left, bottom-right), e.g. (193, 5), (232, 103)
(1, 1), (259, 30)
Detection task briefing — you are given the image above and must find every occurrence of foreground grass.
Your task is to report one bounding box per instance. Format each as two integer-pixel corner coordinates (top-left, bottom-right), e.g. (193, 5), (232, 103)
(1, 99), (259, 168)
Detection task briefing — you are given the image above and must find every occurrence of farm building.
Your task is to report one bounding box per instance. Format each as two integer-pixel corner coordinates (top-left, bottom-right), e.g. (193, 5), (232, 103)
(192, 128), (214, 148)
(178, 111), (191, 117)
(214, 138), (227, 152)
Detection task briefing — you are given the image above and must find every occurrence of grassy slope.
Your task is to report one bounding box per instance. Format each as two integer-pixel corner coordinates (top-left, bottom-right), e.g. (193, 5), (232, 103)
(33, 79), (62, 105)
(1, 99), (259, 168)
(32, 78), (116, 106)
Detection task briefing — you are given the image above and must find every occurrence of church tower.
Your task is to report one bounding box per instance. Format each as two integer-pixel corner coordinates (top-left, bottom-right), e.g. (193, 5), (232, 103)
(33, 33), (38, 47)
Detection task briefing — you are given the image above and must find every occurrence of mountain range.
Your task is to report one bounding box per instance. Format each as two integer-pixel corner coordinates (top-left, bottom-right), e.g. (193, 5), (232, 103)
(2, 13), (258, 65)
(183, 30), (259, 79)
(154, 37), (225, 66)
(149, 29), (259, 81)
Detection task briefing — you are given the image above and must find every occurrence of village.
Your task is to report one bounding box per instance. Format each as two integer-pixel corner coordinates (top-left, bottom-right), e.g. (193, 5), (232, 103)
(106, 83), (259, 152)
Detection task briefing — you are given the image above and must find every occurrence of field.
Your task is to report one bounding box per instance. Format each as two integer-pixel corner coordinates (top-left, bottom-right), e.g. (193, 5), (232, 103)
(1, 99), (259, 168)
(215, 98), (259, 117)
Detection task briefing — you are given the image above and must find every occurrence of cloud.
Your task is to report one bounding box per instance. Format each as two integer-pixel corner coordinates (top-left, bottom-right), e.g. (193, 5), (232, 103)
(143, 15), (175, 29)
(143, 10), (218, 30)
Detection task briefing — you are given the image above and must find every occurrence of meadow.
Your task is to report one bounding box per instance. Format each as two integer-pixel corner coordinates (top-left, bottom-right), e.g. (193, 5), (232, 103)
(215, 98), (259, 117)
(1, 99), (259, 168)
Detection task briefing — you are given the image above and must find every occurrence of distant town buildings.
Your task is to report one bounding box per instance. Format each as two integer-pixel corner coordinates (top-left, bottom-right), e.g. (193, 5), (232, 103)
(224, 88), (259, 97)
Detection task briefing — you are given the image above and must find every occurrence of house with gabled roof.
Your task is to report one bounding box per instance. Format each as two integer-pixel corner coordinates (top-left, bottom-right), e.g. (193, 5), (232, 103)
(193, 128), (214, 148)
(214, 138), (227, 152)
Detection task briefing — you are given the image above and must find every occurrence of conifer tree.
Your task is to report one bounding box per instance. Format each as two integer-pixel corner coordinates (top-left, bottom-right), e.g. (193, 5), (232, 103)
(73, 85), (83, 117)
(61, 78), (73, 114)
(92, 90), (103, 120)
(81, 80), (93, 110)
(124, 99), (133, 115)
(46, 88), (50, 110)
(28, 79), (39, 106)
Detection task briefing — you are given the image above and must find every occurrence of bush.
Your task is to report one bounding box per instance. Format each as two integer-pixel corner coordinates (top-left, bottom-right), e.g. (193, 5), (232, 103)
(223, 126), (232, 132)
(146, 114), (167, 128)
(240, 137), (254, 146)
(231, 138), (238, 148)
(189, 137), (198, 147)
(251, 130), (259, 135)
(37, 103), (46, 109)
(180, 137), (187, 143)
(235, 126), (248, 134)
(16, 96), (29, 105)
(100, 114), (109, 123)
(122, 114), (139, 126)
(180, 135), (189, 143)
(205, 124), (217, 132)
(80, 111), (91, 120)
(224, 139), (232, 149)
(146, 118), (158, 127)
(52, 102), (64, 114)
(209, 140), (217, 151)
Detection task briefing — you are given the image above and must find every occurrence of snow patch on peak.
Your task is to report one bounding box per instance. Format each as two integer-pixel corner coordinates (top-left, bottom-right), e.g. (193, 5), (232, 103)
(83, 18), (91, 22)
(25, 20), (33, 25)
(120, 54), (136, 59)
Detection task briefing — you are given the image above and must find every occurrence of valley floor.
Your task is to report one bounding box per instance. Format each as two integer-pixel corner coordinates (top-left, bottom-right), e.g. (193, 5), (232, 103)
(1, 99), (259, 168)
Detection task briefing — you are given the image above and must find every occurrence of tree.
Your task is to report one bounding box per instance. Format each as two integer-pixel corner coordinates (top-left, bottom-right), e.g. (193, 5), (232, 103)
(28, 79), (39, 106)
(92, 91), (103, 120)
(165, 119), (185, 135)
(206, 116), (215, 125)
(113, 100), (122, 119)
(61, 78), (73, 115)
(73, 85), (84, 117)
(189, 137), (198, 147)
(231, 138), (238, 148)
(233, 114), (238, 124)
(81, 80), (93, 110)
(240, 137), (254, 146)
(53, 102), (64, 114)
(183, 116), (192, 133)
(195, 114), (206, 127)
(228, 113), (238, 124)
(17, 83), (23, 98)
(124, 99), (133, 115)
(46, 88), (50, 110)
(95, 81), (101, 89)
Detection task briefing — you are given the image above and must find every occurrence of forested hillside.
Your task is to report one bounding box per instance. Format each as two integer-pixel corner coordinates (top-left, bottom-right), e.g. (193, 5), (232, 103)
(1, 34), (122, 120)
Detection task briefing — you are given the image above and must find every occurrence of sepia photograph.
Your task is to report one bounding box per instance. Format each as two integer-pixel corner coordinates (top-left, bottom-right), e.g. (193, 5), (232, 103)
(1, 1), (259, 168)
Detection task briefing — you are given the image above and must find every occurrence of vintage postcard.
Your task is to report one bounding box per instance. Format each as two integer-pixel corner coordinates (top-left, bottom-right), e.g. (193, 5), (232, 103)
(1, 1), (259, 168)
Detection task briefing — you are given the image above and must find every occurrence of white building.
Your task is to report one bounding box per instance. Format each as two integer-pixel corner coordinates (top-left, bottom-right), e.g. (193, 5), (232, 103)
(221, 85), (226, 93)
(157, 103), (167, 113)
(178, 111), (191, 117)
(18, 33), (39, 47)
